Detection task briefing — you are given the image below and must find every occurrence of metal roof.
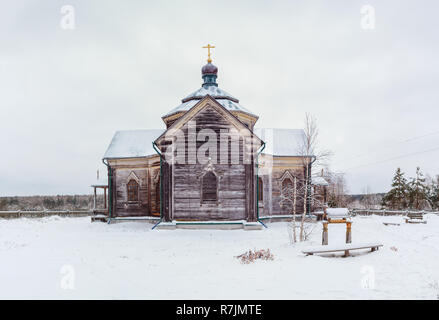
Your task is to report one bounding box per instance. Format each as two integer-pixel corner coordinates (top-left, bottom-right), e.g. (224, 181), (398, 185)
(103, 129), (164, 159)
(182, 86), (239, 102)
(254, 128), (310, 157)
(163, 86), (258, 118)
(103, 128), (310, 159)
(311, 176), (329, 186)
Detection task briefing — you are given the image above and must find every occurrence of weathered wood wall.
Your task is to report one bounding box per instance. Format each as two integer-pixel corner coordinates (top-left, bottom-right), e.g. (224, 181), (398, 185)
(113, 168), (148, 216)
(108, 157), (160, 218)
(158, 104), (258, 222)
(259, 160), (306, 216)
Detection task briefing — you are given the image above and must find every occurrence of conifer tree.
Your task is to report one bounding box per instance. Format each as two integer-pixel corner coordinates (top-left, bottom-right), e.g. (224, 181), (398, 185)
(408, 167), (428, 210)
(426, 175), (439, 210)
(383, 167), (408, 209)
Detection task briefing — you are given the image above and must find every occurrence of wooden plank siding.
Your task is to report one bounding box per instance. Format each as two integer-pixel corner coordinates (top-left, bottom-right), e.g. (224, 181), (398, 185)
(114, 168), (149, 216)
(105, 96), (311, 222)
(155, 102), (259, 222)
(259, 165), (306, 216)
(173, 106), (248, 221)
(107, 157), (160, 218)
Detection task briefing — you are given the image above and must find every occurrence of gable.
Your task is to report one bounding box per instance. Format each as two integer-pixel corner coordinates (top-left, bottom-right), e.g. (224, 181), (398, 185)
(155, 95), (263, 148)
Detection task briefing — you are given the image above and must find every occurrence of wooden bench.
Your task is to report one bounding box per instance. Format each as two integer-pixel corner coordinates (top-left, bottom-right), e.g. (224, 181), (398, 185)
(405, 219), (427, 224)
(405, 212), (426, 224)
(383, 222), (400, 226)
(302, 243), (383, 257)
(407, 212), (423, 220)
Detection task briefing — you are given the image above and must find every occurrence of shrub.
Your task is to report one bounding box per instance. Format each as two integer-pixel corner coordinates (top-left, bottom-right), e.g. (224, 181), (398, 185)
(235, 249), (274, 264)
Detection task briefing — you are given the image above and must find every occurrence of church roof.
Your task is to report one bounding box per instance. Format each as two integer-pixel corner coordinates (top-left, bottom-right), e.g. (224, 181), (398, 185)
(312, 176), (329, 186)
(254, 128), (310, 156)
(163, 61), (258, 119)
(104, 128), (309, 159)
(164, 95), (257, 119)
(182, 86), (238, 102)
(103, 129), (164, 159)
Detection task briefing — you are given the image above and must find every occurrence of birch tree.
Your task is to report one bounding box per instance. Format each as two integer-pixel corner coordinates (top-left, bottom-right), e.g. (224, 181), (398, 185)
(283, 113), (332, 243)
(297, 113), (332, 241)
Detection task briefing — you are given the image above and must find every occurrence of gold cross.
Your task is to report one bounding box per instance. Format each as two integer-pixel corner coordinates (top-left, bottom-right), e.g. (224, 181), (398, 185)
(202, 44), (215, 63)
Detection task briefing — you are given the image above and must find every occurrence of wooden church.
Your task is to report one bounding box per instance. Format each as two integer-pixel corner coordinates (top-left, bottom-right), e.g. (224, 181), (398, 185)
(98, 46), (320, 229)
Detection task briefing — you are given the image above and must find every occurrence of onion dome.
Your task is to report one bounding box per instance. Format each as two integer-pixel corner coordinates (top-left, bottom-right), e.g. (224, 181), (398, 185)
(201, 62), (218, 88)
(202, 62), (218, 75)
(162, 45), (258, 127)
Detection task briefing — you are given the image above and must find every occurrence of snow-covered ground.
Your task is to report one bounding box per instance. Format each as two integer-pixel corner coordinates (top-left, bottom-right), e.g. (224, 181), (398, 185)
(1, 215), (439, 299)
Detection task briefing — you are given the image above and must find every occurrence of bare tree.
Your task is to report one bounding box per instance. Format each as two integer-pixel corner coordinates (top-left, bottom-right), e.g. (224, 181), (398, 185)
(283, 113), (332, 243)
(325, 169), (349, 208)
(283, 176), (298, 243)
(298, 113), (332, 241)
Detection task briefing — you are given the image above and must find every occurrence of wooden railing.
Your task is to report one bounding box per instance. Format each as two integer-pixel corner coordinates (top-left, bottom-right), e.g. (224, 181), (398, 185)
(350, 209), (439, 216)
(0, 210), (91, 219)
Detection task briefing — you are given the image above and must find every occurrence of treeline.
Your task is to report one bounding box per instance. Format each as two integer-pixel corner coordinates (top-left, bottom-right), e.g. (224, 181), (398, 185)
(0, 195), (105, 211)
(382, 167), (439, 210)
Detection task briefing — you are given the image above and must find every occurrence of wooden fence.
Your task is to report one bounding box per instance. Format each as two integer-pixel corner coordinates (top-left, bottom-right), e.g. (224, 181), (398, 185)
(350, 209), (439, 216)
(0, 210), (91, 219)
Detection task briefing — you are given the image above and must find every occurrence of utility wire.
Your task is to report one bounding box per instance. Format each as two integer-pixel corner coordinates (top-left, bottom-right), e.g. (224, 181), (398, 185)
(333, 129), (439, 165)
(344, 146), (439, 171)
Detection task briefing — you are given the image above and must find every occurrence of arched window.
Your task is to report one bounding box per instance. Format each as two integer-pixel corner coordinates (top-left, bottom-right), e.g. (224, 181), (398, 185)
(282, 178), (293, 199)
(127, 179), (139, 202)
(202, 171), (218, 203)
(258, 177), (264, 201)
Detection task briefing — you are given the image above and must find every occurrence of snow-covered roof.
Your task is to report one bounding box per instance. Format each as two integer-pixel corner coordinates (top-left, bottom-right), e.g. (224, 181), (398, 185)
(165, 98), (256, 118)
(254, 128), (311, 157)
(103, 128), (310, 159)
(182, 86), (239, 102)
(312, 176), (329, 186)
(103, 129), (165, 159)
(326, 208), (349, 217)
(91, 174), (108, 187)
(163, 86), (258, 118)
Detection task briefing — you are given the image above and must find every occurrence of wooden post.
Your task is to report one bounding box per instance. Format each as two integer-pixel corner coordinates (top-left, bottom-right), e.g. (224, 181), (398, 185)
(322, 222), (328, 245)
(93, 187), (97, 210)
(292, 177), (297, 242)
(104, 187), (107, 209)
(346, 221), (352, 244)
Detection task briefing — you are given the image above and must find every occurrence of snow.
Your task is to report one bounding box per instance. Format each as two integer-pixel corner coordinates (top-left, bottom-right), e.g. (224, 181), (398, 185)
(163, 85), (258, 118)
(1, 214), (439, 299)
(103, 128), (309, 160)
(303, 242), (383, 254)
(166, 97), (256, 118)
(254, 128), (309, 157)
(103, 129), (165, 159)
(312, 176), (329, 186)
(327, 208), (350, 217)
(182, 86), (238, 102)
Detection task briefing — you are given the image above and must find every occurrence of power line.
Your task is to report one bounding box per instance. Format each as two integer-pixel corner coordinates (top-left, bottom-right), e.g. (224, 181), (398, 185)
(344, 146), (439, 171)
(402, 130), (439, 142)
(333, 129), (439, 166)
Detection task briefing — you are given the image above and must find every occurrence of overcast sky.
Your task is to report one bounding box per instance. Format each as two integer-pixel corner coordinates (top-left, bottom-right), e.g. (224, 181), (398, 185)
(1, 0), (438, 196)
